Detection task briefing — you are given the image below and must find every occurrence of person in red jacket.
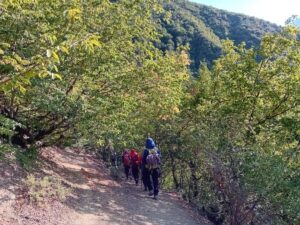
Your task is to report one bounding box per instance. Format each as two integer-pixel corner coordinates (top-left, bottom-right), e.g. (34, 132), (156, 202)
(122, 149), (131, 180)
(130, 149), (141, 185)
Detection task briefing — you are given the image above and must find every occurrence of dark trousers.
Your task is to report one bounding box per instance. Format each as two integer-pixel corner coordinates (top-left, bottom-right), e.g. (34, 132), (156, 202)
(142, 168), (151, 191)
(124, 165), (130, 179)
(132, 165), (139, 184)
(151, 168), (159, 196)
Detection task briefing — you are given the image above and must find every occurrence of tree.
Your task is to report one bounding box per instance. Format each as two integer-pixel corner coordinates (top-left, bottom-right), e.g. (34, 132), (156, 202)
(285, 15), (300, 26)
(160, 27), (300, 224)
(0, 0), (190, 150)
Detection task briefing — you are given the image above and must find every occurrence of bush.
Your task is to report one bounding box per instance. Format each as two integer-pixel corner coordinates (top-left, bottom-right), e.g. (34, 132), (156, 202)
(23, 174), (72, 205)
(16, 147), (38, 171)
(0, 143), (15, 160)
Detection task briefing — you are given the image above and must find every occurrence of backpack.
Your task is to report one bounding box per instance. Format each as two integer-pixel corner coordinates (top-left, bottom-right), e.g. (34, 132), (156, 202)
(131, 152), (139, 166)
(123, 153), (130, 166)
(146, 152), (160, 169)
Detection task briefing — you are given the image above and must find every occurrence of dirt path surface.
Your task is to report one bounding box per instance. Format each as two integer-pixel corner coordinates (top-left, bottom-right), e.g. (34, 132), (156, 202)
(0, 147), (211, 225)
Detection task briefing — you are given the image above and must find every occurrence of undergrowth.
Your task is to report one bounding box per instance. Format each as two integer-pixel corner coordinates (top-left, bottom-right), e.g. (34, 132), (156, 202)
(23, 175), (72, 206)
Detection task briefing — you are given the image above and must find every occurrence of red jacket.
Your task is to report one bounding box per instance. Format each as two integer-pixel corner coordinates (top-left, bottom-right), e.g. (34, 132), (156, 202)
(122, 150), (130, 166)
(130, 149), (141, 166)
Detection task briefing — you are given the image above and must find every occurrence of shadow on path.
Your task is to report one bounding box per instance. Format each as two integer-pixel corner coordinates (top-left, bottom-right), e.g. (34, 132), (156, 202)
(41, 147), (211, 225)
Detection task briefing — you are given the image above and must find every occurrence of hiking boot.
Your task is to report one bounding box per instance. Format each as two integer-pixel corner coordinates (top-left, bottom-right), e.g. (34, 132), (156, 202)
(148, 191), (154, 196)
(143, 187), (148, 191)
(153, 195), (157, 200)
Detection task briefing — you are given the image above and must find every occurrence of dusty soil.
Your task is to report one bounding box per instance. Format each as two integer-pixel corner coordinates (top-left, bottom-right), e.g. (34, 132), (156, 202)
(0, 147), (212, 225)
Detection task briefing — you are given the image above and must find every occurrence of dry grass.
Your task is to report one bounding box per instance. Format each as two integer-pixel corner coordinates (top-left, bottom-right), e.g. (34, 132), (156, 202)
(23, 174), (72, 205)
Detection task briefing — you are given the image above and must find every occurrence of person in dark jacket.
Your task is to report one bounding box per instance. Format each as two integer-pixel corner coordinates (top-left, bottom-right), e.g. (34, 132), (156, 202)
(141, 138), (155, 196)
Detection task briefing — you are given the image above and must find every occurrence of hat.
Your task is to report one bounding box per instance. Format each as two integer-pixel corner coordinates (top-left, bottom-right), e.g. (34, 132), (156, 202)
(145, 138), (155, 149)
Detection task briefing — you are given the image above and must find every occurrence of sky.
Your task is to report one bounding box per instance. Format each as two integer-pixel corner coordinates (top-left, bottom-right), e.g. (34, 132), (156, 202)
(191, 0), (300, 25)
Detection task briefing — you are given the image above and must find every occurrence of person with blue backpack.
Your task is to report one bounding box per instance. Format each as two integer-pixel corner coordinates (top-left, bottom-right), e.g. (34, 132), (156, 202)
(141, 138), (161, 200)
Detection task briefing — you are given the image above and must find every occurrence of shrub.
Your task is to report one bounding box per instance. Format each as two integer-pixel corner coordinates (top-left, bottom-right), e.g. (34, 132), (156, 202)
(16, 147), (38, 171)
(23, 174), (72, 205)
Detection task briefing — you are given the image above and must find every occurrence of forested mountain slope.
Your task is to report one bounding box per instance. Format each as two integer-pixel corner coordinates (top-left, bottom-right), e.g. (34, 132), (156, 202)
(158, 0), (281, 72)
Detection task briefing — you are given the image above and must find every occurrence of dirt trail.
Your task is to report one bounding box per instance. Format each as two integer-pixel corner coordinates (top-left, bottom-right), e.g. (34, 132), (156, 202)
(0, 147), (211, 225)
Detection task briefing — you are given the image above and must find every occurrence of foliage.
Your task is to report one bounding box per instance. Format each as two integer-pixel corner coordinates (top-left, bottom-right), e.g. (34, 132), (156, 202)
(0, 115), (20, 137)
(159, 27), (300, 224)
(0, 0), (188, 150)
(16, 146), (38, 171)
(0, 142), (15, 159)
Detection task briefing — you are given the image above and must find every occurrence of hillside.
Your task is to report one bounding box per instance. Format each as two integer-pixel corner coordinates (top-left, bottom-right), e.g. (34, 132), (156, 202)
(158, 0), (281, 72)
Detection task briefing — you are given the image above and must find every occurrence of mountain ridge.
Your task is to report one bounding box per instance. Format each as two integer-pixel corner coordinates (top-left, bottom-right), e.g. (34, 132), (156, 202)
(158, 0), (282, 73)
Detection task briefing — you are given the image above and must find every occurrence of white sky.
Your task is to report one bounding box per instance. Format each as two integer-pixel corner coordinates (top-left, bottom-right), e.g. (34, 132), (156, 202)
(192, 0), (300, 25)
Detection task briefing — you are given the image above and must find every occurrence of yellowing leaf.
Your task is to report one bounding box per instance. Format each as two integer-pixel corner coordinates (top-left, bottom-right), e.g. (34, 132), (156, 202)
(60, 46), (69, 54)
(54, 73), (62, 80)
(18, 85), (26, 94)
(0, 42), (10, 48)
(173, 106), (180, 113)
(65, 8), (82, 22)
(52, 51), (60, 63)
(90, 39), (101, 47)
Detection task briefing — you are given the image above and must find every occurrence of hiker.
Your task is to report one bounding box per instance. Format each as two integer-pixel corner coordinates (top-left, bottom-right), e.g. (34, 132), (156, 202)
(141, 138), (153, 191)
(130, 148), (141, 185)
(146, 147), (160, 199)
(110, 151), (117, 167)
(122, 149), (131, 180)
(138, 151), (143, 185)
(142, 138), (161, 199)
